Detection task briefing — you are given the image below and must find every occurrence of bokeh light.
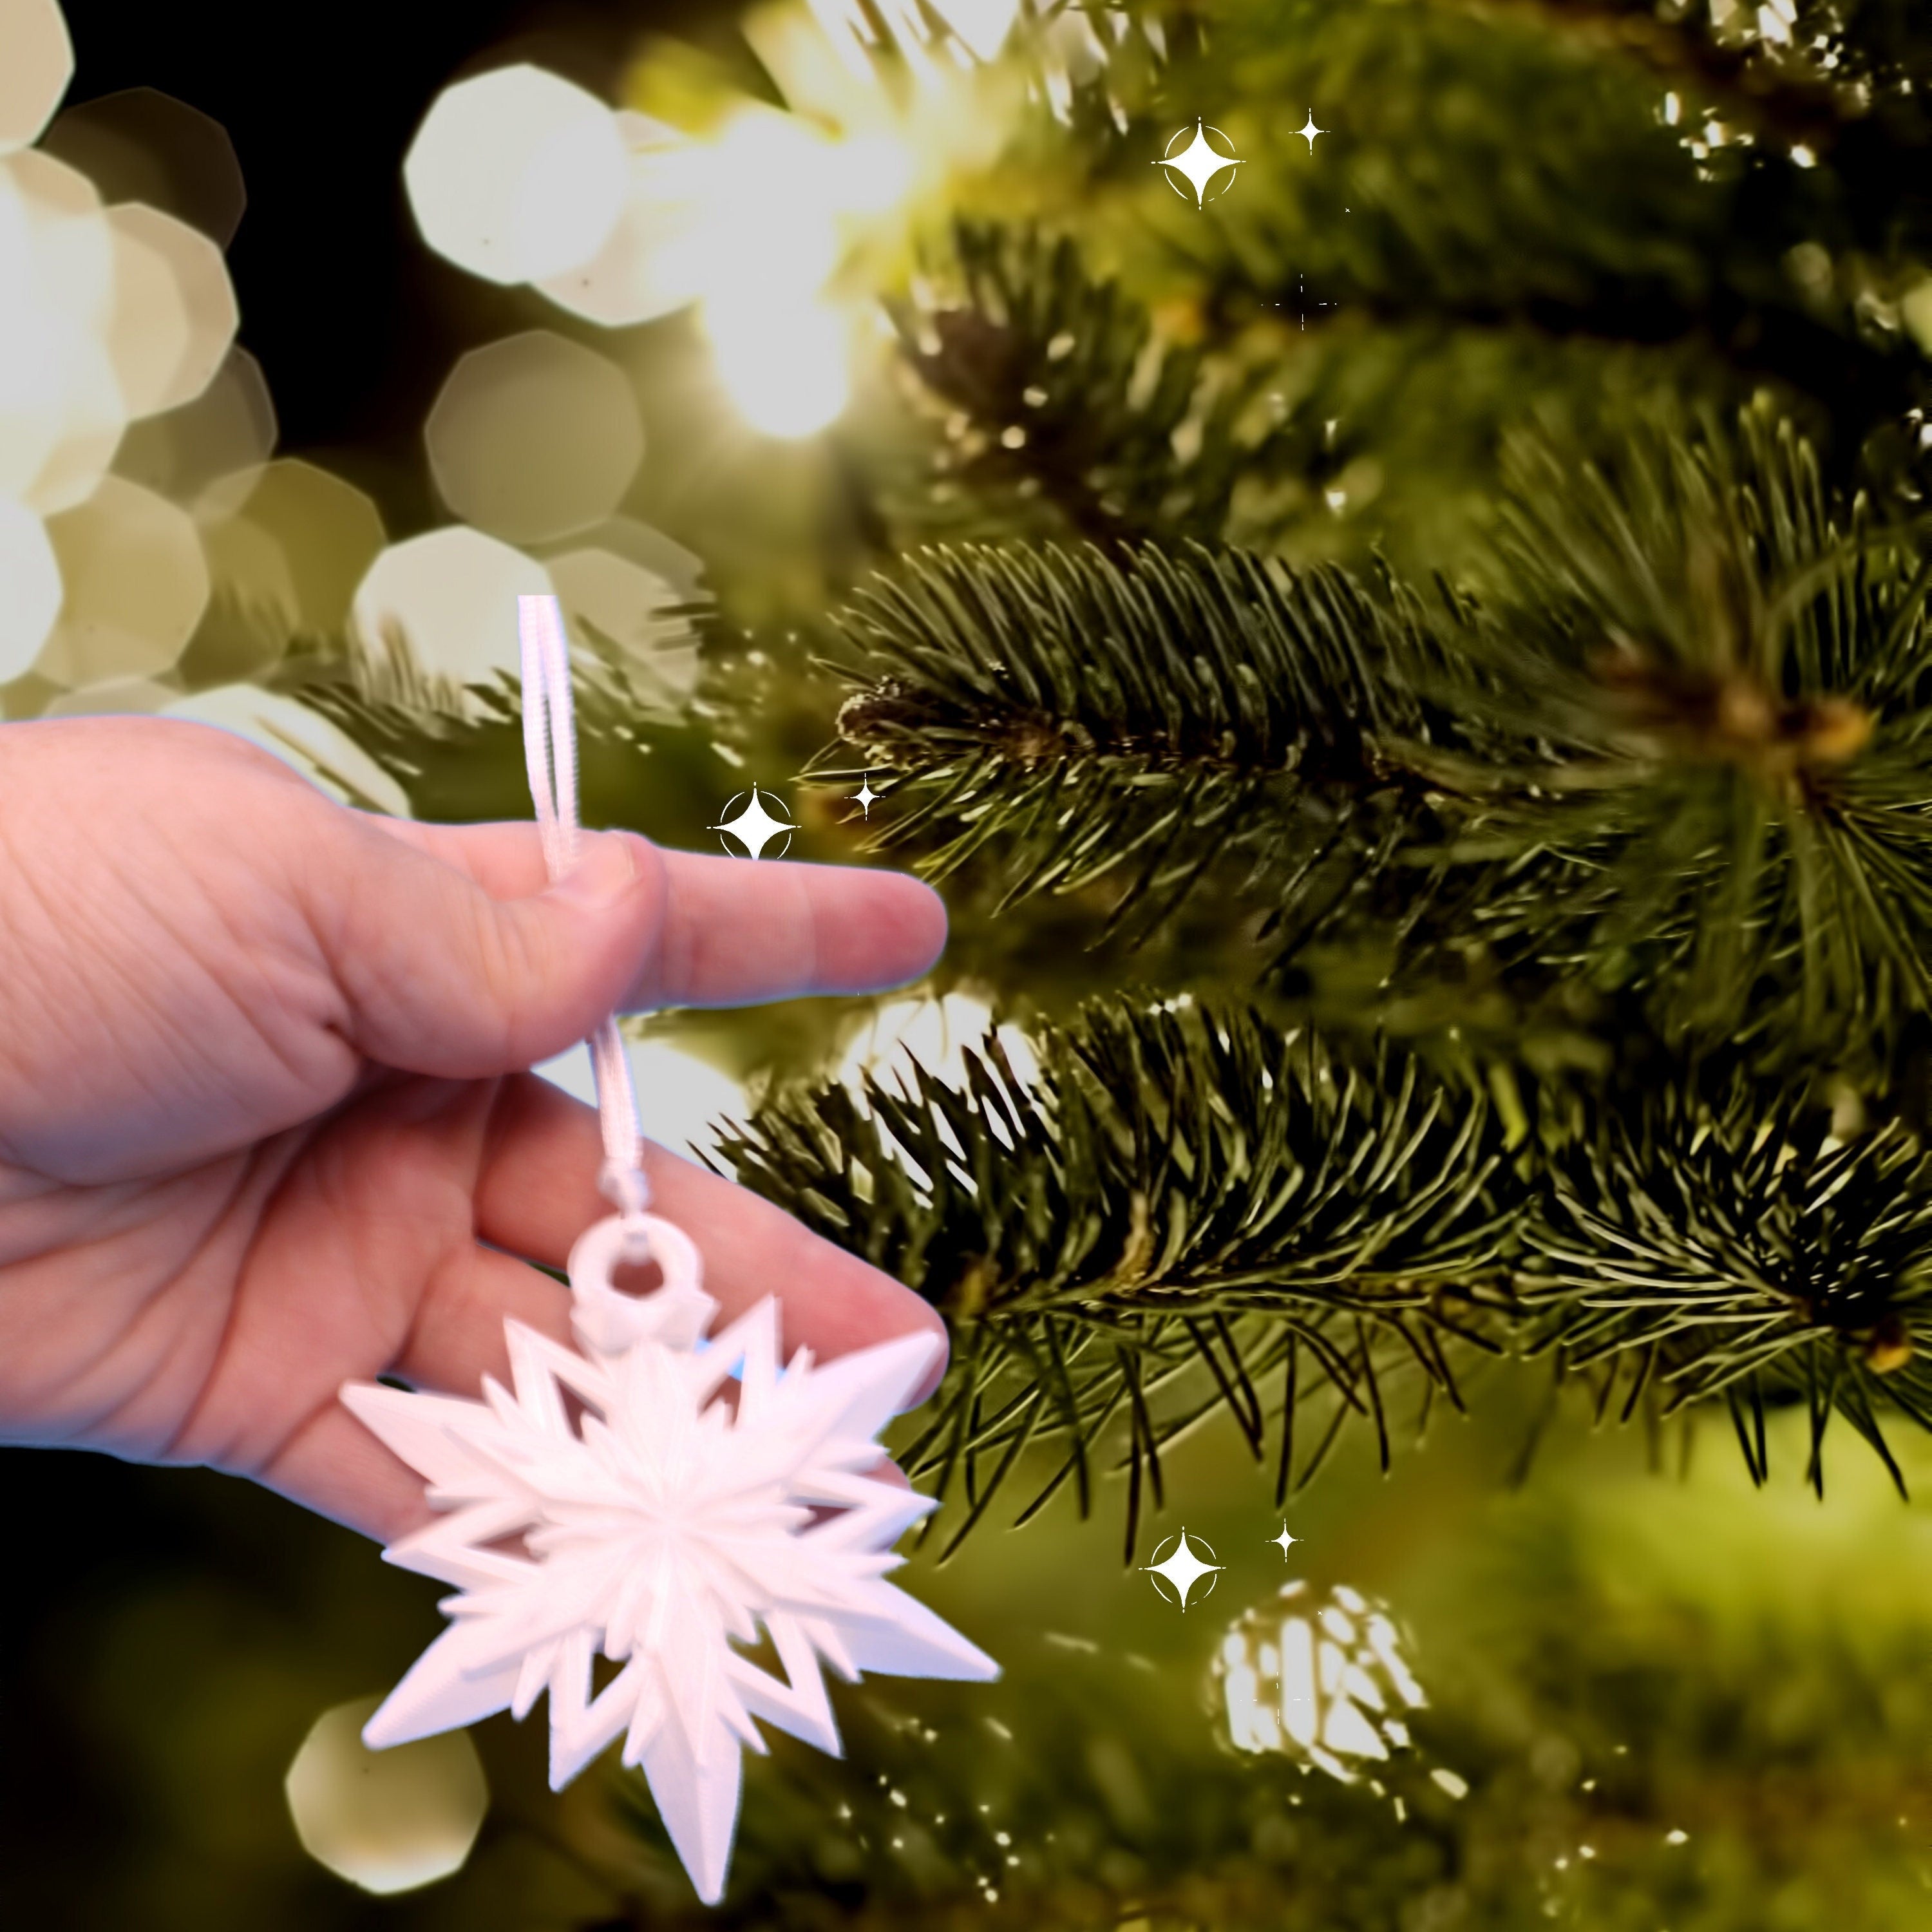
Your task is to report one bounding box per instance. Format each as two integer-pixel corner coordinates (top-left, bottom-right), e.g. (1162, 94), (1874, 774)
(285, 1694), (487, 1896)
(204, 459), (386, 633)
(102, 205), (194, 419)
(352, 525), (554, 688)
(841, 993), (1041, 1110)
(0, 148), (118, 508)
(40, 673), (176, 717)
(35, 475), (209, 686)
(535, 111), (710, 327)
(404, 64), (628, 285)
(0, 0), (72, 155)
(547, 542), (697, 696)
(544, 511), (704, 598)
(397, 22), (1012, 440)
(0, 491), (62, 677)
(106, 200), (238, 415)
(39, 84), (247, 246)
(705, 295), (851, 439)
(424, 330), (642, 543)
(113, 344), (276, 504)
(1215, 1581), (1429, 1783)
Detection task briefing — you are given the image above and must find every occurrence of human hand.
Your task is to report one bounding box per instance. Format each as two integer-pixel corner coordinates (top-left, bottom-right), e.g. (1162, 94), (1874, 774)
(0, 715), (948, 1542)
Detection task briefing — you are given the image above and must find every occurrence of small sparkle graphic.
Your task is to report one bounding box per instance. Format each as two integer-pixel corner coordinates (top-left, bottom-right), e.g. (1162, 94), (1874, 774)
(1270, 1522), (1300, 1560)
(712, 787), (799, 860)
(1155, 119), (1244, 209)
(1142, 1528), (1225, 1610)
(1296, 270), (1340, 332)
(1298, 111), (1327, 152)
(852, 773), (881, 819)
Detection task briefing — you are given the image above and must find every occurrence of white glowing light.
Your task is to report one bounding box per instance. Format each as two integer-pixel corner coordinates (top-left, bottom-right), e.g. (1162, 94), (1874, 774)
(0, 493), (61, 678)
(536, 115), (710, 328)
(405, 65), (629, 285)
(705, 296), (849, 438)
(0, 0), (73, 156)
(1215, 1581), (1430, 1785)
(352, 526), (554, 689)
(1155, 120), (1244, 207)
(105, 202), (238, 415)
(696, 109), (849, 298)
(286, 1696), (487, 1896)
(712, 786), (799, 859)
(929, 0), (1021, 62)
(0, 153), (119, 507)
(819, 129), (913, 214)
(840, 994), (1041, 1106)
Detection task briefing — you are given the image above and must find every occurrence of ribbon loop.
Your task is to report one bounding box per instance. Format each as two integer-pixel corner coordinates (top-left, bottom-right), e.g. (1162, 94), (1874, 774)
(518, 592), (653, 1265)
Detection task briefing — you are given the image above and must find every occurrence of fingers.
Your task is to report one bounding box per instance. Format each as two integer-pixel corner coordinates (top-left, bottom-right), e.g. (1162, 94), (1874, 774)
(457, 1073), (950, 1401)
(354, 814), (947, 1009)
(258, 1396), (440, 1546)
(647, 847), (947, 1007)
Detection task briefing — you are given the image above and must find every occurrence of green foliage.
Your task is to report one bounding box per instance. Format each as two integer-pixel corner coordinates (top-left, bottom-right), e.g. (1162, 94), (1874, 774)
(1169, 0), (1927, 451)
(825, 404), (1932, 1055)
(282, 610), (739, 845)
(1522, 1056), (1932, 1496)
(1418, 403), (1932, 1052)
(822, 535), (1482, 954)
(887, 219), (1304, 547)
(719, 996), (1932, 1555)
(714, 997), (1523, 1557)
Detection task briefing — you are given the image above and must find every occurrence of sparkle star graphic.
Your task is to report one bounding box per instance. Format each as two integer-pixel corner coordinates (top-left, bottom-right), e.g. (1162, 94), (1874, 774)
(1155, 120), (1244, 209)
(1270, 1522), (1300, 1560)
(1298, 110), (1327, 152)
(851, 773), (880, 818)
(1141, 1528), (1225, 1610)
(711, 787), (799, 860)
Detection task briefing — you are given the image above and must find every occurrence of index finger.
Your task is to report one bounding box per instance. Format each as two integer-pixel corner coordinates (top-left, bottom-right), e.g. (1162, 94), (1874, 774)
(354, 815), (947, 1008)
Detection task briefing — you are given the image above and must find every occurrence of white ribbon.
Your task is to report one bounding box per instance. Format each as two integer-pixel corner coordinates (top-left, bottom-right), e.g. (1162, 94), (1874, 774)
(517, 593), (654, 1264)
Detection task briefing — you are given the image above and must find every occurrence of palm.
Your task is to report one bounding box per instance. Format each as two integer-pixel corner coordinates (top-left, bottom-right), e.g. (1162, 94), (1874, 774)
(0, 717), (949, 1542)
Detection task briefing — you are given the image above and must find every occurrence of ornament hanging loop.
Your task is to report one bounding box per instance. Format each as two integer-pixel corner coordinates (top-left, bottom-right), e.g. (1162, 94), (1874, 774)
(518, 589), (659, 1271)
(567, 1211), (712, 1356)
(600, 1157), (654, 1265)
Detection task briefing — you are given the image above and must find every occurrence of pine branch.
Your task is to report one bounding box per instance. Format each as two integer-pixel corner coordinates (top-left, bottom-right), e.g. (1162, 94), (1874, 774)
(1522, 1057), (1932, 1498)
(827, 406), (1932, 1052)
(822, 536), (1485, 951)
(717, 996), (1932, 1551)
(1409, 401), (1932, 1052)
(711, 997), (1526, 1558)
(888, 220), (1303, 547)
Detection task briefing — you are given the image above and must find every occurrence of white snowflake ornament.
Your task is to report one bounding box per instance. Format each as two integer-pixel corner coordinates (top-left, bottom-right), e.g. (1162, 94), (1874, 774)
(343, 1210), (998, 1906)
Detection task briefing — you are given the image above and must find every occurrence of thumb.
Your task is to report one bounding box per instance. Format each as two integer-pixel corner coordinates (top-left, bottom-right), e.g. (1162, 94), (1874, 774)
(316, 824), (662, 1078)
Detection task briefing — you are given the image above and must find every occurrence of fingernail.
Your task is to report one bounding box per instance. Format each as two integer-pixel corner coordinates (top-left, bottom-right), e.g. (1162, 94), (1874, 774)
(549, 831), (638, 910)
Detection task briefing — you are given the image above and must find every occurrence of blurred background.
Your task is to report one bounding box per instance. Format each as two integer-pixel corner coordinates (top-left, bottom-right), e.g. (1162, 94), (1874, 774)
(6, 0), (1932, 1926)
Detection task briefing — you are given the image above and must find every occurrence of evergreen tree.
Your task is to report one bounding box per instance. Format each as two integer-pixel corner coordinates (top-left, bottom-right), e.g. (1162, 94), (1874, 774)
(41, 0), (1932, 1924)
